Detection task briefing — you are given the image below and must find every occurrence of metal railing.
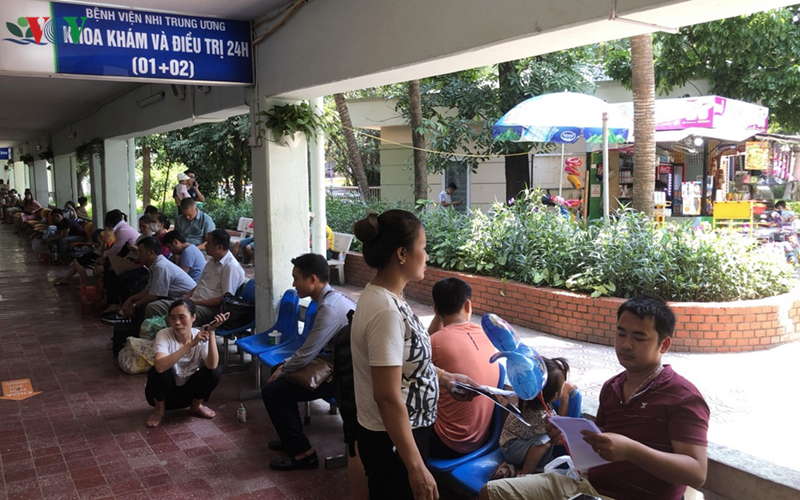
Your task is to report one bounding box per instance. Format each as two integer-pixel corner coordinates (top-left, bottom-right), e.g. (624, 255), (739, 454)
(326, 186), (381, 200)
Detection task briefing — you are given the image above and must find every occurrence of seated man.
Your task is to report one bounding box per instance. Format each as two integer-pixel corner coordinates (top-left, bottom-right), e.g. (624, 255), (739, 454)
(43, 208), (88, 263)
(149, 229), (245, 326)
(162, 230), (206, 282)
(427, 277), (499, 458)
(112, 237), (196, 326)
(174, 198), (215, 249)
(261, 253), (356, 471)
(480, 296), (710, 500)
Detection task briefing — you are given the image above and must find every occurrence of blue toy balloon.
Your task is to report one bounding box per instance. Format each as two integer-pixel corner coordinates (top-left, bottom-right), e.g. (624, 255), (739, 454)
(482, 313), (548, 400)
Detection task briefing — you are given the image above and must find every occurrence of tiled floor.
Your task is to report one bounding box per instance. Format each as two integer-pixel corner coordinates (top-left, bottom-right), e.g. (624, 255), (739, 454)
(0, 225), (351, 500)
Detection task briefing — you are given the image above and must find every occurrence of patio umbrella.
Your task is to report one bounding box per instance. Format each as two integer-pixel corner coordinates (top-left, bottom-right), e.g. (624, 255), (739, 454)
(493, 92), (632, 220)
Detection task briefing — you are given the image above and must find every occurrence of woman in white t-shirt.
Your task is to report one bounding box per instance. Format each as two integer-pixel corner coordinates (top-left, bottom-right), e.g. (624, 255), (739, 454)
(351, 210), (476, 500)
(144, 299), (226, 428)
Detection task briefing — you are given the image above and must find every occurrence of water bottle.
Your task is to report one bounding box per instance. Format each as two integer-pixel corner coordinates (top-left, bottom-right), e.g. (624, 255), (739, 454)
(338, 252), (344, 263)
(237, 404), (247, 423)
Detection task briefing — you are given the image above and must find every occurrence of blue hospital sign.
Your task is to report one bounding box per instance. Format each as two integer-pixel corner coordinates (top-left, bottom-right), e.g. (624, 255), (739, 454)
(0, 2), (252, 85)
(0, 148), (11, 160)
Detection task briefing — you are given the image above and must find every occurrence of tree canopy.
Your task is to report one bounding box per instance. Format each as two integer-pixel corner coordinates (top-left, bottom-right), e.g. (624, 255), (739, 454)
(603, 6), (800, 132)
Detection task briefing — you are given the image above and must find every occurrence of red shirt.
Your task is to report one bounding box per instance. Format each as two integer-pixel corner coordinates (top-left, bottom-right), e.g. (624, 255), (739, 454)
(431, 322), (499, 453)
(589, 365), (710, 500)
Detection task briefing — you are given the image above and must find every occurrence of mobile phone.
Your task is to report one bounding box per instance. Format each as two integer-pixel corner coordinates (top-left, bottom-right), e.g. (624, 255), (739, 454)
(566, 495), (603, 500)
(206, 312), (230, 330)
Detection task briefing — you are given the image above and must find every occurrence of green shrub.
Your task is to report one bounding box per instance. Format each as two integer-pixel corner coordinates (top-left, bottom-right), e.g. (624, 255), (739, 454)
(203, 197), (253, 230)
(325, 196), (411, 251)
(417, 190), (793, 302)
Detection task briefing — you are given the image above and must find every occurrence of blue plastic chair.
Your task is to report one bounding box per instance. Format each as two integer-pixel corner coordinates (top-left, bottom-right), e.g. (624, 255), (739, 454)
(236, 289), (300, 389)
(428, 364), (507, 473)
(449, 388), (583, 497)
(215, 279), (256, 368)
(258, 300), (318, 369)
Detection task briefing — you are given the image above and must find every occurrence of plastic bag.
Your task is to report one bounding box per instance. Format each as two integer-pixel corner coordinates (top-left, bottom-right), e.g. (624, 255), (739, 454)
(140, 315), (167, 341)
(118, 337), (155, 375)
(544, 455), (580, 480)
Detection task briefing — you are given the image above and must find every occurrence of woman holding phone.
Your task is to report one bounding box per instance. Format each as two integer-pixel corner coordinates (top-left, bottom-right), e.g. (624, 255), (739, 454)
(144, 299), (227, 428)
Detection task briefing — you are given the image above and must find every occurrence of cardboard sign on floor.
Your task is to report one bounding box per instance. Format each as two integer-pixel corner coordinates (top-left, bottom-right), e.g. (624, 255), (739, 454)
(0, 379), (41, 401)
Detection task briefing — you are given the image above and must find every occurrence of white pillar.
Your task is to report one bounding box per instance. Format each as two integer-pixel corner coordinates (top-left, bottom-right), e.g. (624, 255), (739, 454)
(53, 154), (76, 206)
(31, 159), (49, 206)
(13, 162), (25, 192)
(89, 153), (104, 228)
(309, 97), (327, 256)
(251, 99), (311, 332)
(127, 138), (137, 219)
(103, 139), (132, 219)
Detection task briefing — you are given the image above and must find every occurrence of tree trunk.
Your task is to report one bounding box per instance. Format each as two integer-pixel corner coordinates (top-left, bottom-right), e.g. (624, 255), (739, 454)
(408, 80), (428, 202)
(141, 144), (151, 207)
(630, 34), (656, 218)
(333, 93), (372, 202)
(499, 62), (530, 202)
(234, 160), (243, 202)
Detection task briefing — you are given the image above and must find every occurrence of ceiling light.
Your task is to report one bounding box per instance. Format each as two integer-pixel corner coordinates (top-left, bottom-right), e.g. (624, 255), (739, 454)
(136, 92), (165, 108)
(692, 136), (704, 147)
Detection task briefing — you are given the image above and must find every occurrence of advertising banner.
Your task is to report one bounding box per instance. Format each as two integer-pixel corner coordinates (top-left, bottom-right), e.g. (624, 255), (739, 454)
(0, 1), (252, 85)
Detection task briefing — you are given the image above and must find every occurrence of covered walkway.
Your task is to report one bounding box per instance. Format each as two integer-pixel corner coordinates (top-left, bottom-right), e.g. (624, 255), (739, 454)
(0, 225), (350, 500)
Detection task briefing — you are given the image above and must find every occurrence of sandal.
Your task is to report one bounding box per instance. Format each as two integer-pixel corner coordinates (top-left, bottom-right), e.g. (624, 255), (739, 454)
(490, 462), (516, 481)
(146, 412), (164, 428)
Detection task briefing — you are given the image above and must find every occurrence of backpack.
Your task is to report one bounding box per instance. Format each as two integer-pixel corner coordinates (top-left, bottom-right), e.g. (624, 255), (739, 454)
(332, 310), (357, 456)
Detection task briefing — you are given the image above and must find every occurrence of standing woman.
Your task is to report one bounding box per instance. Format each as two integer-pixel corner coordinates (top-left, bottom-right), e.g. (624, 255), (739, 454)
(145, 299), (225, 428)
(351, 210), (474, 500)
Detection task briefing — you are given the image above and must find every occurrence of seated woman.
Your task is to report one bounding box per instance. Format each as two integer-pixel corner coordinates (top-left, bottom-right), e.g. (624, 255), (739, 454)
(12, 190), (42, 234)
(53, 229), (114, 286)
(145, 299), (225, 428)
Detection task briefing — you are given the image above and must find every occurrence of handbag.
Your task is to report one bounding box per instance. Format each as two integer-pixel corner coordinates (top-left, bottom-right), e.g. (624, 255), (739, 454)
(283, 356), (333, 391)
(118, 337), (155, 375)
(220, 292), (255, 330)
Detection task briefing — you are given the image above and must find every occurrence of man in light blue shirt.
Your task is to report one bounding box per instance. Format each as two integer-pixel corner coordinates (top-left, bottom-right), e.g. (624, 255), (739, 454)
(175, 198), (215, 249)
(262, 253), (356, 471)
(162, 230), (206, 282)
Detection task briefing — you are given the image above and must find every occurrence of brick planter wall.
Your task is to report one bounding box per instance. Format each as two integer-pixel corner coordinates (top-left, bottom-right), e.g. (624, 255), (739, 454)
(344, 252), (800, 353)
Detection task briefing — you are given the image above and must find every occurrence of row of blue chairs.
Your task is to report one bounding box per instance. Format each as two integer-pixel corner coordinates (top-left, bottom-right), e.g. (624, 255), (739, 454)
(428, 363), (582, 497)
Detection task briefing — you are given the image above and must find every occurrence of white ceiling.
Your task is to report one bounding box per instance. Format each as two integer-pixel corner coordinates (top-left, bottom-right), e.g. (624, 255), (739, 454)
(0, 0), (294, 148)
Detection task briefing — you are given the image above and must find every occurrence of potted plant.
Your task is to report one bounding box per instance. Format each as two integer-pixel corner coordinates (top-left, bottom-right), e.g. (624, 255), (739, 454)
(257, 101), (325, 147)
(19, 153), (34, 165)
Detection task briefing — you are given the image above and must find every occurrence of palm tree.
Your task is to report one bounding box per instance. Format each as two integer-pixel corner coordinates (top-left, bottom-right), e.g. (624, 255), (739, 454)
(333, 93), (372, 202)
(630, 34), (656, 218)
(408, 80), (428, 202)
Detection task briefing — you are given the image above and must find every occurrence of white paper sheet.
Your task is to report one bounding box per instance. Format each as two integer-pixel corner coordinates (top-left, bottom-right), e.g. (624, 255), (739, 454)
(549, 416), (610, 471)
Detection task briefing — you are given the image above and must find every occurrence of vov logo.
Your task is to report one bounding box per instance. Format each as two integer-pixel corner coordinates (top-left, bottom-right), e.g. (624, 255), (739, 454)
(4, 16), (87, 45)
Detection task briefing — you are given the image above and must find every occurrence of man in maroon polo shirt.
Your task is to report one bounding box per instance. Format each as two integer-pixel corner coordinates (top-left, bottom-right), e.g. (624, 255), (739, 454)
(480, 295), (710, 500)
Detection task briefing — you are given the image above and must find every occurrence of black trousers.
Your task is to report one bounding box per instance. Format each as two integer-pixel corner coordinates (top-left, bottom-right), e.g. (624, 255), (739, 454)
(144, 365), (222, 410)
(105, 267), (148, 305)
(357, 423), (432, 500)
(428, 428), (464, 459)
(261, 376), (335, 457)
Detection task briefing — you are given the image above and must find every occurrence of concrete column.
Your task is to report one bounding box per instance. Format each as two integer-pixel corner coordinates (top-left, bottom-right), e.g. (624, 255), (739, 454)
(53, 154), (76, 206)
(127, 138), (137, 219)
(89, 153), (104, 228)
(251, 99), (310, 332)
(31, 159), (49, 206)
(103, 139), (132, 219)
(70, 156), (79, 203)
(13, 162), (25, 192)
(309, 97), (326, 255)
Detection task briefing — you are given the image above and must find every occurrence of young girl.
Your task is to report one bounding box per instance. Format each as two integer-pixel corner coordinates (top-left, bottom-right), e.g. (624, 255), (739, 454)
(496, 357), (576, 477)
